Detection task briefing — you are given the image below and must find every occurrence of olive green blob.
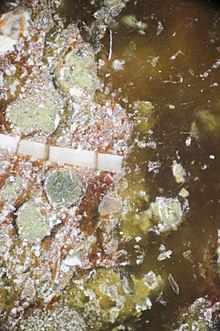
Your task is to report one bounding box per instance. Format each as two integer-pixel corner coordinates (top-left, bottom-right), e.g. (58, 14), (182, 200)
(44, 169), (83, 208)
(116, 174), (150, 237)
(131, 101), (155, 133)
(64, 268), (161, 327)
(55, 44), (100, 99)
(120, 15), (148, 33)
(0, 276), (14, 316)
(6, 98), (60, 136)
(191, 101), (220, 141)
(195, 109), (220, 138)
(0, 176), (25, 205)
(16, 201), (50, 243)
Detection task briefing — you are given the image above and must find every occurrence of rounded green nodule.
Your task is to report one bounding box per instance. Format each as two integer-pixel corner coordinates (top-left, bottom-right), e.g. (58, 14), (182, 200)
(16, 201), (50, 243)
(6, 98), (60, 136)
(44, 169), (84, 208)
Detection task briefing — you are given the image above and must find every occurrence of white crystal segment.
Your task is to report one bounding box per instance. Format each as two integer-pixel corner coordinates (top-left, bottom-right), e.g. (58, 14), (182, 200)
(98, 153), (123, 172)
(0, 133), (20, 152)
(49, 145), (96, 168)
(18, 139), (48, 160)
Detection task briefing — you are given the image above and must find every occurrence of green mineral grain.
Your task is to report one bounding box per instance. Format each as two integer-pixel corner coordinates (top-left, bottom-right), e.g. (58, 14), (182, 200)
(55, 44), (100, 99)
(64, 268), (161, 327)
(6, 98), (60, 136)
(0, 176), (25, 204)
(120, 15), (148, 33)
(191, 101), (220, 141)
(16, 201), (50, 243)
(44, 169), (83, 208)
(195, 109), (220, 138)
(132, 101), (155, 133)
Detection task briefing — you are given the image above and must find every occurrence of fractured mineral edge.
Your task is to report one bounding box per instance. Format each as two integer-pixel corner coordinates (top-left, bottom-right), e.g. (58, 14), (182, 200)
(0, 134), (123, 172)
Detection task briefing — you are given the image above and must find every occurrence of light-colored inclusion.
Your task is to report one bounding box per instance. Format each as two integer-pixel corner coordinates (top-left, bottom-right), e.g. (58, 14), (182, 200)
(120, 15), (148, 33)
(147, 197), (185, 232)
(64, 268), (162, 327)
(44, 169), (83, 208)
(16, 201), (50, 243)
(0, 10), (30, 55)
(98, 195), (122, 217)
(116, 174), (150, 237)
(55, 44), (100, 100)
(6, 98), (60, 136)
(190, 102), (220, 141)
(172, 161), (186, 184)
(0, 176), (25, 204)
(131, 101), (155, 133)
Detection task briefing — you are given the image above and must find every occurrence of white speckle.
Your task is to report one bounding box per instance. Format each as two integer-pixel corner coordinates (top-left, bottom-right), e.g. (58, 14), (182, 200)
(157, 21), (164, 35)
(27, 58), (34, 66)
(144, 271), (160, 290)
(168, 273), (179, 295)
(135, 237), (142, 243)
(54, 114), (60, 129)
(210, 82), (218, 87)
(183, 250), (191, 258)
(209, 154), (215, 160)
(147, 56), (159, 67)
(0, 35), (17, 55)
(98, 59), (105, 67)
(172, 161), (186, 184)
(148, 160), (161, 173)
(185, 136), (192, 147)
(69, 87), (83, 97)
(61, 264), (70, 273)
(64, 255), (82, 267)
(112, 59), (125, 71)
(136, 297), (152, 312)
(159, 244), (166, 252)
(204, 308), (212, 322)
(178, 188), (190, 198)
(5, 64), (16, 76)
(170, 50), (184, 61)
(157, 250), (172, 261)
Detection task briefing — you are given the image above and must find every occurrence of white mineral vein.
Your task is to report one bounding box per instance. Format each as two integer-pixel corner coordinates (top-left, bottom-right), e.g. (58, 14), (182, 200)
(0, 134), (123, 171)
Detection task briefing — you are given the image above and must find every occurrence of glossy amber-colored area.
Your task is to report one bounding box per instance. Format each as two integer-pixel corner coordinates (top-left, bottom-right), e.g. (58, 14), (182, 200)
(97, 0), (220, 329)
